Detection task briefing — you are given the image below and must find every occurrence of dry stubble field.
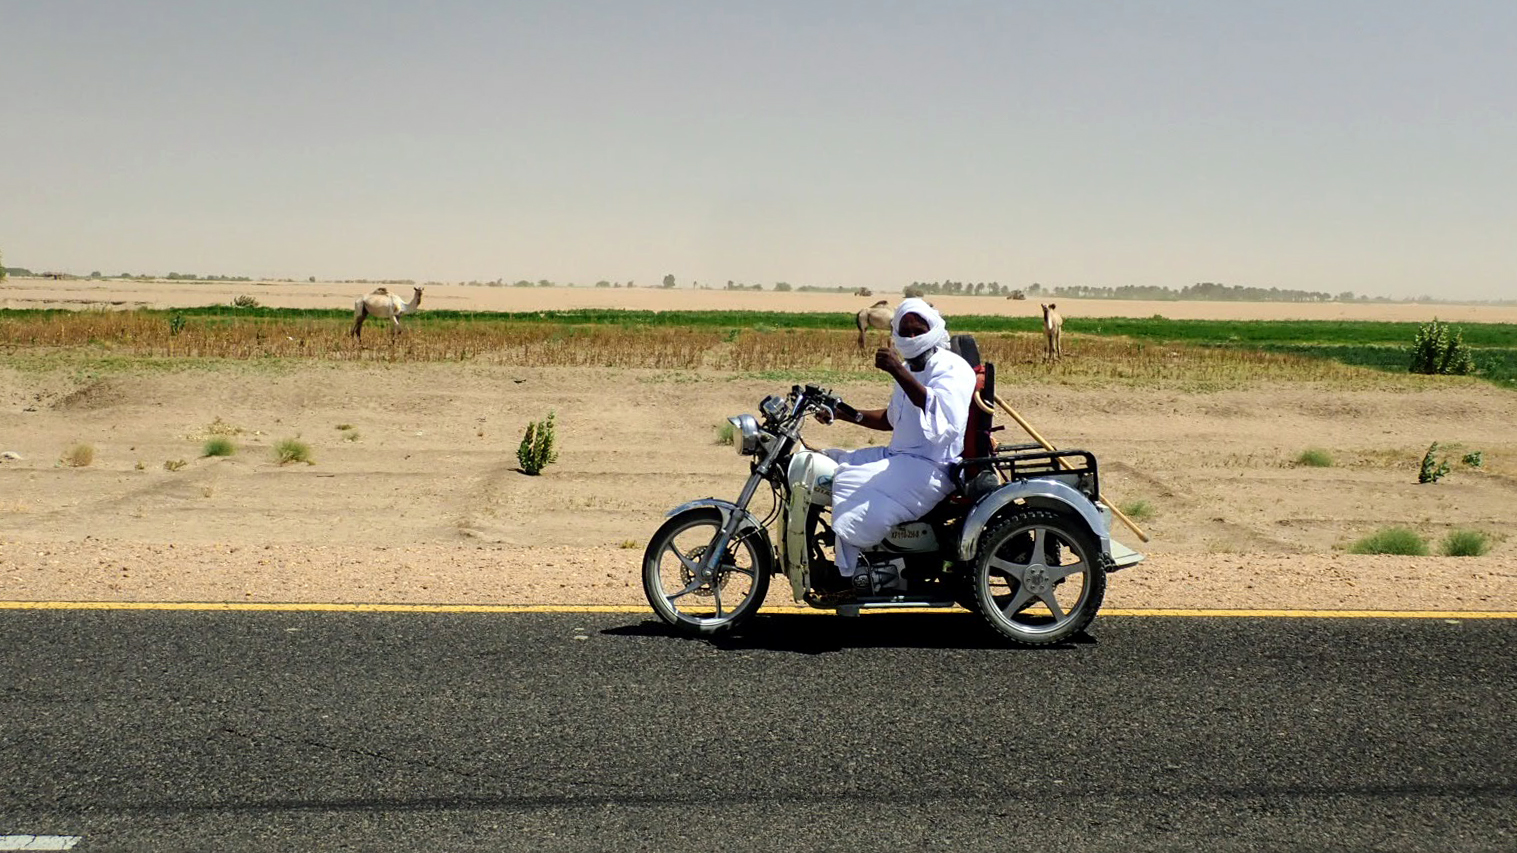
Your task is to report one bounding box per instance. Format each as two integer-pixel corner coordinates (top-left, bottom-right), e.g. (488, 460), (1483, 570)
(2, 278), (1514, 613)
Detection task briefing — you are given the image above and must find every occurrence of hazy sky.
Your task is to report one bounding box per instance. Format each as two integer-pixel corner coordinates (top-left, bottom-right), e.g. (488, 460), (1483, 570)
(4, 1), (1514, 299)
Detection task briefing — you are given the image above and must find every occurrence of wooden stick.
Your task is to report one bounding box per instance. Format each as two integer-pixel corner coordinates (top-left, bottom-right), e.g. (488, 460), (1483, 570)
(992, 394), (1150, 543)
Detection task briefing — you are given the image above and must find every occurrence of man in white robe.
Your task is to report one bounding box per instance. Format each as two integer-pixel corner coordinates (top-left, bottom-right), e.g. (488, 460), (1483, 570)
(819, 298), (977, 595)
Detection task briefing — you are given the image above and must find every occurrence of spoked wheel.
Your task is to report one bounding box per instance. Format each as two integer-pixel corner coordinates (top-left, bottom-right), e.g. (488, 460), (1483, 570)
(972, 509), (1106, 646)
(643, 508), (771, 635)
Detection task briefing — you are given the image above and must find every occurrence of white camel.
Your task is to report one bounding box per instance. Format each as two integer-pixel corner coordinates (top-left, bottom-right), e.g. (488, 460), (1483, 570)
(1041, 302), (1063, 361)
(350, 286), (423, 341)
(855, 300), (892, 348)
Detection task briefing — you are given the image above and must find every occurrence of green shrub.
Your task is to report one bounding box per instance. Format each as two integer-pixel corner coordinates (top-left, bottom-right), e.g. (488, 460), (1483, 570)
(231, 294), (260, 308)
(1348, 527), (1429, 556)
(1418, 442), (1451, 484)
(1461, 450), (1484, 468)
(274, 438), (312, 465)
(202, 437), (236, 457)
(517, 411), (559, 475)
(1409, 318), (1475, 375)
(168, 313), (187, 336)
(1295, 448), (1334, 467)
(1441, 529), (1490, 557)
(1118, 499), (1155, 522)
(715, 421), (736, 445)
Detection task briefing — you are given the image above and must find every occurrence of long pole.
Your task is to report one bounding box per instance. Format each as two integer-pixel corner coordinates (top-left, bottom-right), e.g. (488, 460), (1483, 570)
(990, 394), (1150, 543)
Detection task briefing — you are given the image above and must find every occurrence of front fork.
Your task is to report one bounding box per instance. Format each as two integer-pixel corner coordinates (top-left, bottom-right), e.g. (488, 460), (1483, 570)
(699, 435), (791, 574)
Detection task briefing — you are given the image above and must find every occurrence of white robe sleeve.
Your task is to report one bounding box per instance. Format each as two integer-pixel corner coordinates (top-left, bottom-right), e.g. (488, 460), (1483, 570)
(890, 352), (976, 460)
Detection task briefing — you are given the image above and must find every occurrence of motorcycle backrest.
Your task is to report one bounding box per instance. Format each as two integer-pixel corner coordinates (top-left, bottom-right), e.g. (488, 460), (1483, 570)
(950, 334), (980, 368)
(950, 334), (998, 495)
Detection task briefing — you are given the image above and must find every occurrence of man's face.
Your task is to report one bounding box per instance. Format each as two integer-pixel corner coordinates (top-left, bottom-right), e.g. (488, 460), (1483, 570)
(897, 312), (930, 338)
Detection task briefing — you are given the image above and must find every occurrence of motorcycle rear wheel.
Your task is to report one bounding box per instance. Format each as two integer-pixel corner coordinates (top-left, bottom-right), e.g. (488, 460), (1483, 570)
(643, 508), (771, 635)
(971, 509), (1106, 646)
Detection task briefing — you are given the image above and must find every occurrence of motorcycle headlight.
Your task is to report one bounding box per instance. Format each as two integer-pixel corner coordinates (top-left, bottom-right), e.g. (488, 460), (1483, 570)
(728, 414), (762, 456)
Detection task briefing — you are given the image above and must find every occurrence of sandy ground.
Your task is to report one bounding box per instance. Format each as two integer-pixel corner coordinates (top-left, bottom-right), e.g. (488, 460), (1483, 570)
(5, 275), (1517, 323)
(2, 280), (1515, 613)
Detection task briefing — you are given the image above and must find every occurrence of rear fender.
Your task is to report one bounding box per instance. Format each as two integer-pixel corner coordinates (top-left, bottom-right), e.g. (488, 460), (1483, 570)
(956, 479), (1110, 562)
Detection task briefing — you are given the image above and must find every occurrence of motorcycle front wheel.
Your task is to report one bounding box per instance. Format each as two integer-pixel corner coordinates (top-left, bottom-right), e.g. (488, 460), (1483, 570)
(643, 508), (772, 635)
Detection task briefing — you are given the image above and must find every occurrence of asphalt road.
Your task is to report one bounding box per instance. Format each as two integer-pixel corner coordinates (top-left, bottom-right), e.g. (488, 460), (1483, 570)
(1, 610), (1513, 852)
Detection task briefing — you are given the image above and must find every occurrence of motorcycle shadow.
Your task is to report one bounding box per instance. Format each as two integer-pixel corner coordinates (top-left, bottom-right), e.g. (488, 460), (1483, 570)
(605, 612), (1097, 654)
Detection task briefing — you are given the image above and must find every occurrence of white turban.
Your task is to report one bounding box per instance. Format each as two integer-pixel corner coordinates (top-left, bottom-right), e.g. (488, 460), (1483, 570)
(892, 298), (950, 360)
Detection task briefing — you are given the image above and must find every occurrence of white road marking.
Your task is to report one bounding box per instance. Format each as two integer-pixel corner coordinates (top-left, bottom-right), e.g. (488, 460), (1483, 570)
(0, 837), (81, 851)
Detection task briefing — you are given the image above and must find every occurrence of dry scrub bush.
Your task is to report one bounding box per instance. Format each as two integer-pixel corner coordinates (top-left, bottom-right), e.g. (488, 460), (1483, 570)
(202, 437), (235, 457)
(1348, 527), (1428, 556)
(1295, 448), (1334, 467)
(274, 438), (312, 465)
(61, 443), (95, 467)
(1442, 529), (1490, 557)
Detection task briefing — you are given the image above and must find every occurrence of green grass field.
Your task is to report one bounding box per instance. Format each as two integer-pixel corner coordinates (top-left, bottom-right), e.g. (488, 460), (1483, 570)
(3, 307), (1513, 389)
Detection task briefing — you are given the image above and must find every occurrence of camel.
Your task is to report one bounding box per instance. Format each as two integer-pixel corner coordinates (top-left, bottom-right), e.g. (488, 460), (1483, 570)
(1041, 303), (1063, 361)
(351, 285), (424, 341)
(855, 300), (892, 348)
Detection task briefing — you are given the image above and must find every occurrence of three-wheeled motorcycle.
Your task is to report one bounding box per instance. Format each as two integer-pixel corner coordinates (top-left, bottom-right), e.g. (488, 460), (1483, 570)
(642, 336), (1143, 645)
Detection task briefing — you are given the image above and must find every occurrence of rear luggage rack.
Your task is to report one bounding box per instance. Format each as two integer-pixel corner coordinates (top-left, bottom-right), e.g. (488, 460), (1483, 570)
(956, 447), (1100, 501)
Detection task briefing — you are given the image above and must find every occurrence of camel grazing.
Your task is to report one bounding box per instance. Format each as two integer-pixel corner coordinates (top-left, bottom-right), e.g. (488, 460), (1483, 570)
(1041, 302), (1063, 360)
(855, 300), (892, 348)
(351, 285), (424, 341)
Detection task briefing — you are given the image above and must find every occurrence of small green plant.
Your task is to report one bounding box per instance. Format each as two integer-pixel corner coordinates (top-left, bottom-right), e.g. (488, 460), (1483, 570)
(168, 313), (187, 336)
(1295, 448), (1334, 468)
(1461, 450), (1484, 468)
(517, 411), (559, 475)
(1118, 499), (1155, 522)
(336, 423), (354, 431)
(1408, 318), (1475, 376)
(1348, 527), (1429, 556)
(274, 438), (312, 465)
(164, 459), (187, 472)
(715, 421), (736, 445)
(202, 436), (235, 457)
(1418, 442), (1451, 484)
(1441, 529), (1490, 557)
(61, 443), (95, 467)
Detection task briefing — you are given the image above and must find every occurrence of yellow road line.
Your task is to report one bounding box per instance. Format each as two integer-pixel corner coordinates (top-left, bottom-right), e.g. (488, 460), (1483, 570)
(0, 601), (1514, 618)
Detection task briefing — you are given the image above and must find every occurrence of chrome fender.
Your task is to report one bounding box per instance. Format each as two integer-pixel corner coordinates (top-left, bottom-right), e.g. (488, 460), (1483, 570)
(956, 478), (1111, 563)
(783, 450), (836, 600)
(665, 499), (774, 559)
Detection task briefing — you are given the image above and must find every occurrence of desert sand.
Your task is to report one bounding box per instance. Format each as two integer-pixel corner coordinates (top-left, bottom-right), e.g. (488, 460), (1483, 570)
(5, 275), (1517, 323)
(1, 278), (1514, 614)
